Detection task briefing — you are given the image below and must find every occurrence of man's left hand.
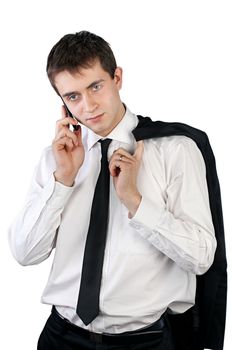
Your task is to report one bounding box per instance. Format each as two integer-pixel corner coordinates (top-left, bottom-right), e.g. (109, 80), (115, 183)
(109, 141), (144, 217)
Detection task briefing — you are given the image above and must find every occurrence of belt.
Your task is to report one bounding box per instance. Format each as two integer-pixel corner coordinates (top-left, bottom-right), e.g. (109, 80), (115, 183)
(52, 307), (166, 345)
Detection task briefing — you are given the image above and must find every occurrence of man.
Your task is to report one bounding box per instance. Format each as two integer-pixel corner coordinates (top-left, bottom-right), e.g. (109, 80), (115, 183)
(9, 31), (218, 350)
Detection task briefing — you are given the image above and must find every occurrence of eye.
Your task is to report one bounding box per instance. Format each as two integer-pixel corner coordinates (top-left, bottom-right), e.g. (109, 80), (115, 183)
(68, 94), (79, 101)
(92, 83), (102, 92)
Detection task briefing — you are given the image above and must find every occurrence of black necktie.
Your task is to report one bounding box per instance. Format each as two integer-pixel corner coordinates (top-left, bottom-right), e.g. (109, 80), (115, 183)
(76, 138), (112, 325)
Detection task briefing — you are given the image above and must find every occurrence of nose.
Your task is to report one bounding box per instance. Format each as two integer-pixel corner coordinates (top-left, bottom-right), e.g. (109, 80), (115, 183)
(82, 93), (97, 113)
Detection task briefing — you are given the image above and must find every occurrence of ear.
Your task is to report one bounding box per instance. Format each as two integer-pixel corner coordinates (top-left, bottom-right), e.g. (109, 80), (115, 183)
(114, 67), (123, 89)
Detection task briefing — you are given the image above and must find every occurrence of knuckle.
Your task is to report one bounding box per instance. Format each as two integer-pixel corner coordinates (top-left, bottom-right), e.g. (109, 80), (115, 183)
(56, 119), (62, 126)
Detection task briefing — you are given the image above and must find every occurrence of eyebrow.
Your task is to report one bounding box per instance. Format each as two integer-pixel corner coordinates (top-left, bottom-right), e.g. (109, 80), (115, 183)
(62, 79), (105, 98)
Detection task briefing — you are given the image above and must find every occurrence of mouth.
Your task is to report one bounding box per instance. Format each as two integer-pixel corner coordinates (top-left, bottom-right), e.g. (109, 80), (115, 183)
(86, 113), (104, 122)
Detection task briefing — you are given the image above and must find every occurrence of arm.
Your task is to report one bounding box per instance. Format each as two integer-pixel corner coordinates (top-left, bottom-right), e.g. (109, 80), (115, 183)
(130, 137), (217, 275)
(8, 149), (75, 265)
(8, 107), (85, 265)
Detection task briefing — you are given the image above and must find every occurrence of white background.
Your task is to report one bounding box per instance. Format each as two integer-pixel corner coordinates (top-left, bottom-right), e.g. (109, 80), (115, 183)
(0, 1), (232, 349)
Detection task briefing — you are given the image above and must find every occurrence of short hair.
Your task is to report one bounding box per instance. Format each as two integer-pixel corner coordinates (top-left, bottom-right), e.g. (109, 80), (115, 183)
(46, 31), (117, 92)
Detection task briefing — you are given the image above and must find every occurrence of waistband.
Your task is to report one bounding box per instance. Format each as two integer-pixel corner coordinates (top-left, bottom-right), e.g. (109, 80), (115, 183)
(52, 306), (166, 345)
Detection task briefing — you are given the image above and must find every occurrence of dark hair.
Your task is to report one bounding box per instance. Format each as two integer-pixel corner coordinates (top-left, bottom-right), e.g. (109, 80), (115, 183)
(46, 31), (117, 92)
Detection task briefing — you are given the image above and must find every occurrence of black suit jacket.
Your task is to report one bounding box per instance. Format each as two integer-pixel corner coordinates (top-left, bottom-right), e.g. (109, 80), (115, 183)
(133, 116), (227, 350)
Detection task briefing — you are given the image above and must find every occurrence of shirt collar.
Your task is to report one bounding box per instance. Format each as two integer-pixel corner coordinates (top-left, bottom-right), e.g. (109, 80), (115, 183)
(86, 106), (138, 151)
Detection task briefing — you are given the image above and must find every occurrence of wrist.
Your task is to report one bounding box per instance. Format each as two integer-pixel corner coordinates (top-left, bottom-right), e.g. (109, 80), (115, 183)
(122, 192), (142, 218)
(53, 171), (76, 187)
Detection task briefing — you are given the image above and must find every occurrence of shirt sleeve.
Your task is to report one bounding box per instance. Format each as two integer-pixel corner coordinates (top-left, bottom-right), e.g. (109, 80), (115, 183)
(8, 147), (75, 266)
(130, 137), (217, 275)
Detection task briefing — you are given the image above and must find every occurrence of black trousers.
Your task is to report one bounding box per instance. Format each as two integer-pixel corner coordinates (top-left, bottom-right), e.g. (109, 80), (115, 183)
(37, 308), (175, 350)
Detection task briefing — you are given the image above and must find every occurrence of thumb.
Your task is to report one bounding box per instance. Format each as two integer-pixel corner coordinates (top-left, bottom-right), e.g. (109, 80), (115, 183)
(134, 140), (144, 161)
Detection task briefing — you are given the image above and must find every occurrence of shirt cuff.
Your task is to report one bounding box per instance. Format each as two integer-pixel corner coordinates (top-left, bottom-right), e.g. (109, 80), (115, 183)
(130, 196), (164, 233)
(45, 176), (75, 209)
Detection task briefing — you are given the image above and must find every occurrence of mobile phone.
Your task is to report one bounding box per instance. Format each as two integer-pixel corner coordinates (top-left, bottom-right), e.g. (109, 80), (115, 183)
(62, 101), (80, 131)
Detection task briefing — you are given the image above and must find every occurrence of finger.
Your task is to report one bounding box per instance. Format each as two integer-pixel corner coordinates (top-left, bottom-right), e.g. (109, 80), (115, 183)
(113, 148), (135, 161)
(111, 155), (133, 164)
(64, 137), (75, 152)
(109, 160), (122, 177)
(134, 140), (144, 161)
(55, 128), (79, 145)
(109, 154), (133, 174)
(111, 152), (134, 165)
(57, 116), (79, 127)
(109, 158), (131, 177)
(56, 116), (79, 133)
(53, 136), (75, 151)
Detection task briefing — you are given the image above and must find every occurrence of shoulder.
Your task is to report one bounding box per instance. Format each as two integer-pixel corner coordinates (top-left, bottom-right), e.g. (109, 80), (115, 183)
(145, 135), (200, 156)
(144, 135), (206, 175)
(135, 116), (207, 156)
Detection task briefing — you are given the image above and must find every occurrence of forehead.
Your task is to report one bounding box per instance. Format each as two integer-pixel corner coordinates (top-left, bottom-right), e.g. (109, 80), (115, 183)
(54, 60), (110, 94)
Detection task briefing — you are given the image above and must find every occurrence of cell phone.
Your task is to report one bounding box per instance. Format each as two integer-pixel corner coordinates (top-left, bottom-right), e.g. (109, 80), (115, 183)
(62, 100), (80, 131)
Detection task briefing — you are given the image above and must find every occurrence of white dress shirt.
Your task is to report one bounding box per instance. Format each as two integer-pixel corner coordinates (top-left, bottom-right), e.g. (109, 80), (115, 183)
(8, 107), (216, 334)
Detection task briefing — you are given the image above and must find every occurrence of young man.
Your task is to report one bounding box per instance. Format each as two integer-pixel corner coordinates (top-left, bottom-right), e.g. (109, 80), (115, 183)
(9, 31), (219, 350)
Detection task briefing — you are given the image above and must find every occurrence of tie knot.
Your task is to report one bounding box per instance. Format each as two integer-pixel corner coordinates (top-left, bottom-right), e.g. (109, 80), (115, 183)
(99, 138), (112, 157)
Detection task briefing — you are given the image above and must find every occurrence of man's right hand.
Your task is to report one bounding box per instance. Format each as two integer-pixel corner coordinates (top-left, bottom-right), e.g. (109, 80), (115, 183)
(52, 106), (85, 186)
